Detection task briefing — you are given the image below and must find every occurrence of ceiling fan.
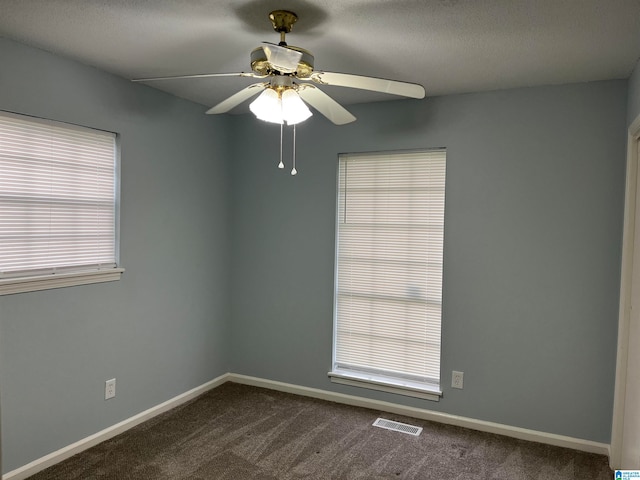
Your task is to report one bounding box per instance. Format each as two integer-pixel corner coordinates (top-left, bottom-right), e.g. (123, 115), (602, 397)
(133, 9), (426, 126)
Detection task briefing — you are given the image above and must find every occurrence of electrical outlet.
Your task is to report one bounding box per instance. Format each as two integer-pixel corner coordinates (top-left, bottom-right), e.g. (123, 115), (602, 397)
(452, 371), (464, 389)
(105, 378), (116, 400)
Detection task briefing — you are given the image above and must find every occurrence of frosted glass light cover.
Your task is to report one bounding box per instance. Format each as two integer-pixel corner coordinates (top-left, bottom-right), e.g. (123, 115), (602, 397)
(281, 89), (312, 125)
(250, 88), (283, 124)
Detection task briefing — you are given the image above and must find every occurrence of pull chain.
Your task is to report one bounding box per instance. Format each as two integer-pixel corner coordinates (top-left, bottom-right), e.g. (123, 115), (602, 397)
(278, 123), (285, 169)
(291, 124), (297, 175)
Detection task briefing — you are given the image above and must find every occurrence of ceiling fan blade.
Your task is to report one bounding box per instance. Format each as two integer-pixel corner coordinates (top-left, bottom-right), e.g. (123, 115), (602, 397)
(206, 83), (268, 114)
(307, 71), (425, 99)
(132, 72), (264, 82)
(297, 84), (356, 125)
(262, 43), (302, 73)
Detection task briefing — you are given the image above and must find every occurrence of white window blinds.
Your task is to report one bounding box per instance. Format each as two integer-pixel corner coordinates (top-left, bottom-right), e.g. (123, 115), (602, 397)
(0, 111), (117, 279)
(333, 149), (446, 393)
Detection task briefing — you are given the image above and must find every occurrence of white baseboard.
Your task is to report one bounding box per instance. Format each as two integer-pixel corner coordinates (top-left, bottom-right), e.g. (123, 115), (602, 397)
(227, 373), (610, 457)
(4, 372), (610, 479)
(2, 373), (230, 480)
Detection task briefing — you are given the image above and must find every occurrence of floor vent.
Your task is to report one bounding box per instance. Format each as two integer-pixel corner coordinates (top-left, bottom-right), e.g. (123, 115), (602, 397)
(372, 418), (423, 436)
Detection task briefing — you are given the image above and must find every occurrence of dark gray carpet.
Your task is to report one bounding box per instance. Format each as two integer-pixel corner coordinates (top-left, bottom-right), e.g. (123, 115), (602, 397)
(28, 382), (612, 479)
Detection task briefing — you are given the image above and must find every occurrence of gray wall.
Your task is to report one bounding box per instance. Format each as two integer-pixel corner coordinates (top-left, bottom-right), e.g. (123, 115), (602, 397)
(229, 81), (627, 444)
(0, 34), (629, 473)
(629, 58), (640, 125)
(0, 38), (232, 473)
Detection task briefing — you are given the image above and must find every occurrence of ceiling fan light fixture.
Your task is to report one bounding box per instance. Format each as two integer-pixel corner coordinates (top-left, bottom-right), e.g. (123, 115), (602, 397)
(133, 9), (426, 129)
(250, 87), (283, 124)
(282, 89), (312, 125)
(249, 86), (312, 126)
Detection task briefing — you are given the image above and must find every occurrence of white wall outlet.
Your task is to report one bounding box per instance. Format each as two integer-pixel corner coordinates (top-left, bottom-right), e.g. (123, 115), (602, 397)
(105, 378), (116, 400)
(452, 371), (464, 389)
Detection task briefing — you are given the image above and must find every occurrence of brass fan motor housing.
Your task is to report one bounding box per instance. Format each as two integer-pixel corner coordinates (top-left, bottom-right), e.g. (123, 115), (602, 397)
(250, 46), (315, 78)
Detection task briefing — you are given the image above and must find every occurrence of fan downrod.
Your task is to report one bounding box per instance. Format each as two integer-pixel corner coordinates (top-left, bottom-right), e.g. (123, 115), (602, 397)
(269, 10), (298, 44)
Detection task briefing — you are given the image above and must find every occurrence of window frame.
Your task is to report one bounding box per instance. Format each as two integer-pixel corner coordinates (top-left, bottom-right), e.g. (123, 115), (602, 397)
(329, 148), (446, 401)
(0, 111), (123, 295)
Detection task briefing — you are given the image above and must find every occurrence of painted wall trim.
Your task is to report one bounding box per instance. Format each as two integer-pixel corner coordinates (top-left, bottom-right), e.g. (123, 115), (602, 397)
(2, 373), (230, 480)
(4, 372), (610, 479)
(0, 268), (125, 296)
(610, 113), (640, 469)
(228, 374), (610, 457)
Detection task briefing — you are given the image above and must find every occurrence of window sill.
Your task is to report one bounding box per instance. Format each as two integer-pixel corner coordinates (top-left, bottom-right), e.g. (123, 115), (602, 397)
(0, 268), (125, 296)
(328, 371), (442, 402)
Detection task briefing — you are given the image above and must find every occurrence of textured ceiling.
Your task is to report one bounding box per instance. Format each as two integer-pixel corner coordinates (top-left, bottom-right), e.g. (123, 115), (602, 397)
(1, 0), (640, 113)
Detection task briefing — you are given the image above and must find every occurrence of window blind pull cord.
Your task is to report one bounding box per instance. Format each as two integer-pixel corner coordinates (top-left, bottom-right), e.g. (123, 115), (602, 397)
(291, 124), (298, 176)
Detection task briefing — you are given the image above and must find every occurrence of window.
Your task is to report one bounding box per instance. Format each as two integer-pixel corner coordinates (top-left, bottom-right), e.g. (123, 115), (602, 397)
(330, 149), (446, 400)
(0, 111), (123, 295)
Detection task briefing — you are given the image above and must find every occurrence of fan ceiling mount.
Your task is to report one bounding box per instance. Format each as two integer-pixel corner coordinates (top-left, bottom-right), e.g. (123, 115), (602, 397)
(133, 9), (426, 125)
(250, 10), (315, 79)
(268, 9), (298, 35)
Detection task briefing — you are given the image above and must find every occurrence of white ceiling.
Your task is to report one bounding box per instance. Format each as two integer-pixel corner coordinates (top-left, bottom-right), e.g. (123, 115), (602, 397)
(1, 0), (640, 113)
